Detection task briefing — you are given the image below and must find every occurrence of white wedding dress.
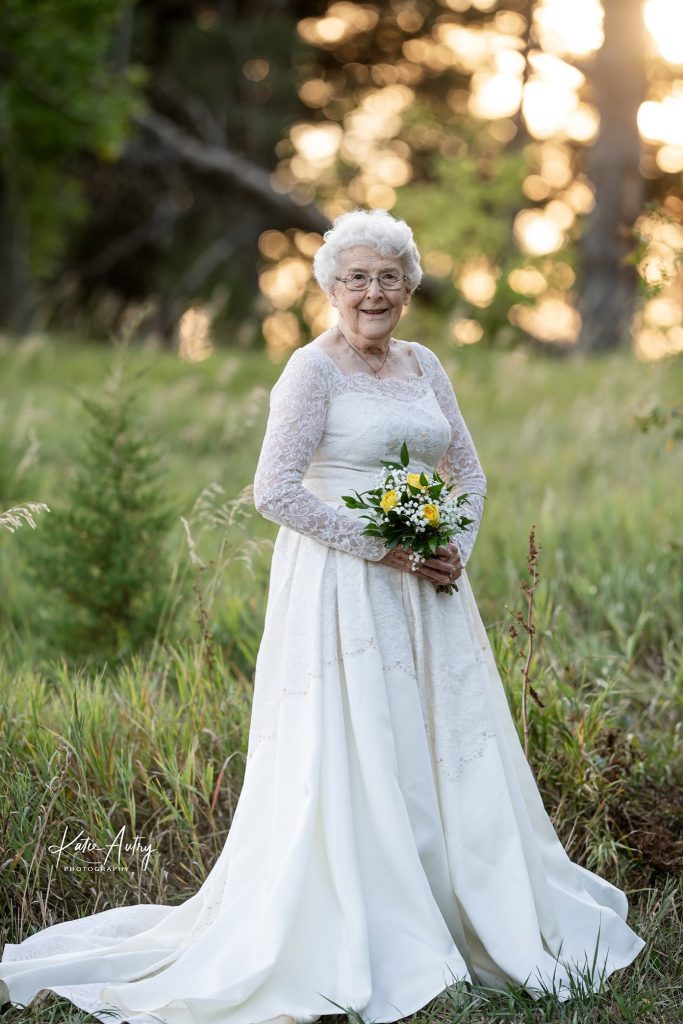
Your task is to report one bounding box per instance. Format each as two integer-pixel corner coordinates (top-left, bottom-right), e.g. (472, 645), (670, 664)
(0, 341), (645, 1023)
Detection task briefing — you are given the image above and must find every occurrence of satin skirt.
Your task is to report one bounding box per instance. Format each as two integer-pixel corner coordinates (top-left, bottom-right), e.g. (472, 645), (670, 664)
(0, 526), (645, 1023)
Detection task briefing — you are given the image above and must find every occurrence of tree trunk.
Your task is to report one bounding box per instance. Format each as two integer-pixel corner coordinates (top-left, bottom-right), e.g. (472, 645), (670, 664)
(0, 169), (40, 334)
(577, 0), (646, 353)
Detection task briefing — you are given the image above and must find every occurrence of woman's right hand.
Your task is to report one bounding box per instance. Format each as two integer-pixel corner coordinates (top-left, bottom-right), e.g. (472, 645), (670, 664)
(378, 545), (457, 587)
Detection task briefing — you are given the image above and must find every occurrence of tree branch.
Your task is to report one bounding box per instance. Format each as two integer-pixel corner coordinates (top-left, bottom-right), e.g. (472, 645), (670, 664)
(132, 109), (328, 234)
(130, 107), (447, 302)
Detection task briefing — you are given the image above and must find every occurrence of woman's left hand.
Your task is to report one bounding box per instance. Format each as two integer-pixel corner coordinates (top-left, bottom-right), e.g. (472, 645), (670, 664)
(414, 540), (463, 587)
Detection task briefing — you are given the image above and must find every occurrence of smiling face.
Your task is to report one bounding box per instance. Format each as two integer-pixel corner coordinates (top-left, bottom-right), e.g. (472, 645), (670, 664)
(328, 245), (413, 344)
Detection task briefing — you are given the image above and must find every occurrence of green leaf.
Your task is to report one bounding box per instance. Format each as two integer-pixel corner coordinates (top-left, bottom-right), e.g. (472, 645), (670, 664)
(359, 516), (379, 527)
(400, 441), (410, 467)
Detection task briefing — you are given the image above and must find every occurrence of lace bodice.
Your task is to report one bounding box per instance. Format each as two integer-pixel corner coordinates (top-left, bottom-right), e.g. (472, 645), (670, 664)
(253, 341), (487, 567)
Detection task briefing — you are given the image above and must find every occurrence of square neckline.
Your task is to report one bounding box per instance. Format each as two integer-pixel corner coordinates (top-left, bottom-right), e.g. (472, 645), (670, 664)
(305, 340), (427, 383)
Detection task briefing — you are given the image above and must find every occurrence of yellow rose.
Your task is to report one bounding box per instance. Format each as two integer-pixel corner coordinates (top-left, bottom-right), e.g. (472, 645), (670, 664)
(422, 503), (440, 525)
(407, 472), (428, 490)
(380, 489), (398, 511)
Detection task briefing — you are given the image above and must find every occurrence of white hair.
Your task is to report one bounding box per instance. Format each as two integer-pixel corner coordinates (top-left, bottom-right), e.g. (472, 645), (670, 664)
(312, 208), (423, 294)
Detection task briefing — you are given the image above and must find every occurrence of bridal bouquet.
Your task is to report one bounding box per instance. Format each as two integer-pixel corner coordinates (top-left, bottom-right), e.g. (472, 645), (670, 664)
(341, 441), (473, 593)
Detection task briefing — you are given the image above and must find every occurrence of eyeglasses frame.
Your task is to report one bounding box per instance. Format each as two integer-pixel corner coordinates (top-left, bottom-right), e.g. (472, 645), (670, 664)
(334, 272), (409, 292)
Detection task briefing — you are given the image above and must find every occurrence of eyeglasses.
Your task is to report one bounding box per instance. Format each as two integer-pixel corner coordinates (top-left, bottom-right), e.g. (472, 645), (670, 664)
(335, 271), (407, 291)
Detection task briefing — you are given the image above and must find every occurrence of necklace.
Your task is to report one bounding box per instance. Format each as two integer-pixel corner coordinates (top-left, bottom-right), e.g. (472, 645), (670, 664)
(337, 326), (392, 379)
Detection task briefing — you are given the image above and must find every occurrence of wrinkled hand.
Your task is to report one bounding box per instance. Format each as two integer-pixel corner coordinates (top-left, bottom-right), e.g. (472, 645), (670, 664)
(378, 540), (462, 587)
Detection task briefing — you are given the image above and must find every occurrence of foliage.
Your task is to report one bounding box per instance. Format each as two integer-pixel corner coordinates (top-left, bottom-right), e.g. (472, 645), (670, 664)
(23, 347), (174, 664)
(394, 119), (533, 346)
(631, 200), (683, 298)
(6, 641), (680, 1024)
(0, 1), (680, 354)
(0, 337), (682, 1019)
(633, 401), (683, 448)
(0, 0), (145, 280)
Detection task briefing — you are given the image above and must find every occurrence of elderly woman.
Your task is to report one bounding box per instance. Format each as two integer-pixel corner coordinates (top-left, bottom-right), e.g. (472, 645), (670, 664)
(0, 210), (644, 1024)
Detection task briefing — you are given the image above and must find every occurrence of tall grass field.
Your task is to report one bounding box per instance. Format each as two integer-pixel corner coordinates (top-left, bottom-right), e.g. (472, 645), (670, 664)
(0, 332), (681, 1023)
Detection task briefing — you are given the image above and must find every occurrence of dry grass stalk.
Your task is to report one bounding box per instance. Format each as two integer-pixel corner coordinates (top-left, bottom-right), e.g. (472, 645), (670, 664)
(0, 502), (50, 534)
(508, 524), (545, 760)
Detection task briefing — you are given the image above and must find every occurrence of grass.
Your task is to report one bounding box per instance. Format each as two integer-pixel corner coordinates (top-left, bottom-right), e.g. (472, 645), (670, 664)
(0, 330), (681, 1022)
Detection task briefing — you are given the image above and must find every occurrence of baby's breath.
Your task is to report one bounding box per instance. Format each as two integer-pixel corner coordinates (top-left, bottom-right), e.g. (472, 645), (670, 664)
(341, 441), (473, 594)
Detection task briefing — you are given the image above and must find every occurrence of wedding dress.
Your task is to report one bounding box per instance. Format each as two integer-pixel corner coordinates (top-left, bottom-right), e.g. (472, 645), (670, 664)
(0, 341), (645, 1023)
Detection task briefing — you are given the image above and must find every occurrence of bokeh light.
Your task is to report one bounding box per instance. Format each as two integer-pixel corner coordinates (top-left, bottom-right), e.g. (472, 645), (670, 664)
(289, 122), (343, 180)
(242, 59), (269, 82)
(423, 251), (454, 277)
(656, 146), (683, 173)
(469, 70), (523, 120)
(178, 306), (214, 362)
(508, 267), (547, 297)
(451, 318), (485, 345)
(645, 0), (683, 65)
(260, 0), (683, 348)
(532, 0), (604, 59)
(298, 3), (379, 47)
(457, 258), (499, 307)
(638, 88), (683, 147)
(636, 208), (683, 290)
(509, 295), (581, 344)
(259, 258), (310, 309)
(262, 311), (302, 360)
(521, 53), (597, 142)
(633, 203), (683, 361)
(514, 209), (565, 256)
(258, 230), (289, 261)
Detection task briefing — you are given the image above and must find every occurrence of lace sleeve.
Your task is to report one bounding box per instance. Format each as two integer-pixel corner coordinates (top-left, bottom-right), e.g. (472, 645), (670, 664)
(253, 347), (388, 561)
(416, 344), (487, 568)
